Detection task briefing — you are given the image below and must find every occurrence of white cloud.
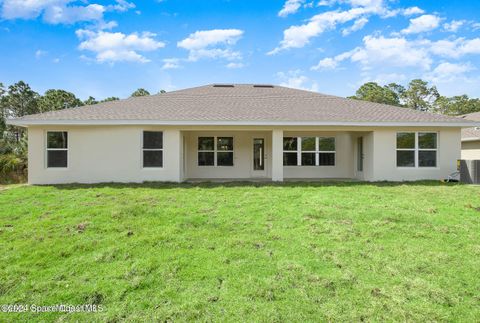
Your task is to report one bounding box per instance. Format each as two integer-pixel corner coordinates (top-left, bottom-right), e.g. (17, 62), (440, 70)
(269, 6), (379, 54)
(312, 57), (339, 70)
(429, 38), (480, 58)
(278, 0), (305, 17)
(107, 0), (135, 12)
(313, 35), (433, 71)
(351, 36), (432, 69)
(1, 0), (133, 24)
(312, 33), (480, 78)
(277, 70), (319, 92)
(401, 14), (441, 34)
(311, 50), (352, 70)
(443, 20), (465, 33)
(402, 6), (424, 16)
(177, 29), (244, 62)
(425, 62), (474, 83)
(161, 58), (182, 70)
(226, 62), (245, 69)
(35, 49), (47, 58)
(342, 17), (368, 36)
(76, 29), (165, 63)
(43, 4), (105, 24)
(381, 6), (424, 18)
(178, 29), (243, 50)
(97, 20), (118, 30)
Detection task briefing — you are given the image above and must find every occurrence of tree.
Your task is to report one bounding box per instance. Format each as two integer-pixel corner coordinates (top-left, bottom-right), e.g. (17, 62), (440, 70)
(0, 83), (6, 138)
(131, 88), (150, 97)
(158, 90), (166, 94)
(38, 89), (83, 113)
(402, 79), (439, 112)
(0, 135), (28, 183)
(433, 95), (480, 116)
(349, 82), (403, 106)
(4, 81), (40, 118)
(84, 96), (98, 106)
(100, 97), (120, 103)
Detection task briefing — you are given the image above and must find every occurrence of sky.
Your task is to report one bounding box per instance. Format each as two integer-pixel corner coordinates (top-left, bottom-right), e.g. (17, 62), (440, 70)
(0, 0), (480, 100)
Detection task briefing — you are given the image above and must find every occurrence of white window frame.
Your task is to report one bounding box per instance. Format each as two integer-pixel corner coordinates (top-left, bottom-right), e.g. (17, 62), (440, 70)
(197, 136), (234, 167)
(46, 131), (68, 169)
(142, 131), (163, 169)
(317, 137), (336, 166)
(283, 136), (336, 166)
(396, 132), (438, 168)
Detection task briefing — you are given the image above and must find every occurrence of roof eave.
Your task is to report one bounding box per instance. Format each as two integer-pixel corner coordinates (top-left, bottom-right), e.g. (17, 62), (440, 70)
(462, 137), (480, 142)
(6, 119), (478, 127)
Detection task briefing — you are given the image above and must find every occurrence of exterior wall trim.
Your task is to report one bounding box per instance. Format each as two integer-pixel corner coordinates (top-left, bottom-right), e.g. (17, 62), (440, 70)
(7, 119), (479, 128)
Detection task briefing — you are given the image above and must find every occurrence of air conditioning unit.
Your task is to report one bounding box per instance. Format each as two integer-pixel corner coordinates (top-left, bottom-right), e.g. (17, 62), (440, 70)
(460, 160), (480, 184)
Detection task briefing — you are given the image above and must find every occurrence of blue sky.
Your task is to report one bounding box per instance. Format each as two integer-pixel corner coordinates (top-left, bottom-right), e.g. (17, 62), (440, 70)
(1, 0), (480, 100)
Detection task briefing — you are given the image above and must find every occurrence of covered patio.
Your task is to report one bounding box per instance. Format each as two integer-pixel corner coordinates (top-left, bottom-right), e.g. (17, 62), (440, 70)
(180, 128), (372, 182)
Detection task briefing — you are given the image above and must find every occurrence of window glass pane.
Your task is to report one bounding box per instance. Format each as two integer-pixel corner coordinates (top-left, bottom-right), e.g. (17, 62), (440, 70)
(319, 137), (335, 151)
(47, 150), (67, 168)
(217, 152), (234, 166)
(418, 133), (437, 149)
(143, 151), (163, 167)
(198, 137), (214, 151)
(198, 152), (214, 166)
(283, 137), (297, 151)
(47, 132), (68, 149)
(319, 153), (335, 166)
(397, 150), (415, 167)
(143, 131), (163, 149)
(217, 137), (233, 151)
(301, 137), (315, 151)
(301, 153), (315, 166)
(419, 151), (437, 167)
(397, 133), (415, 149)
(283, 152), (297, 166)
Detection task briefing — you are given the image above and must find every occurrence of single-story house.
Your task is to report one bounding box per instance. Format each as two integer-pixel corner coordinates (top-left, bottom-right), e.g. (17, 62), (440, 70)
(7, 84), (479, 184)
(460, 111), (480, 160)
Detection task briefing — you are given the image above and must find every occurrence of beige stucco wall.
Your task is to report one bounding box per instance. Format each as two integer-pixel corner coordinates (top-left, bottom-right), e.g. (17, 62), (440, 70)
(26, 125), (462, 184)
(461, 140), (480, 160)
(370, 128), (461, 181)
(28, 126), (182, 184)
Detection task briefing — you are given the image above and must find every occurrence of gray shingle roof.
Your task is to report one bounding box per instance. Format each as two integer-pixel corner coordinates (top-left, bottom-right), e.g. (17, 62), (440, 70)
(9, 84), (477, 126)
(460, 112), (480, 140)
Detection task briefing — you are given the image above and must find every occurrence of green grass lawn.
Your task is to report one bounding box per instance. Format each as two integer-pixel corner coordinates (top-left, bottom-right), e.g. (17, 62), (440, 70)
(0, 182), (479, 322)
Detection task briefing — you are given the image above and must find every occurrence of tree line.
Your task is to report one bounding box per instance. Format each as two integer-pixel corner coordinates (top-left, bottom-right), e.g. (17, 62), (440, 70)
(0, 81), (167, 137)
(348, 79), (480, 116)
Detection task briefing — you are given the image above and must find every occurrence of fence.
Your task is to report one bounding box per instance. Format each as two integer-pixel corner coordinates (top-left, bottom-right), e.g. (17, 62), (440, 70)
(460, 160), (480, 184)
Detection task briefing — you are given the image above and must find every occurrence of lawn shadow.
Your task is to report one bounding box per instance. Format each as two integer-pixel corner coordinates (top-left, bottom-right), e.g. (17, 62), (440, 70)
(43, 180), (463, 191)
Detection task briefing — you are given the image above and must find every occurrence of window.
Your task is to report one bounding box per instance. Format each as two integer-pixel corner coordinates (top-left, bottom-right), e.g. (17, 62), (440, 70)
(301, 137), (316, 166)
(198, 136), (234, 166)
(318, 137), (336, 166)
(283, 136), (336, 166)
(418, 132), (437, 167)
(283, 137), (297, 166)
(396, 132), (415, 167)
(47, 131), (68, 168)
(396, 132), (437, 168)
(143, 131), (163, 167)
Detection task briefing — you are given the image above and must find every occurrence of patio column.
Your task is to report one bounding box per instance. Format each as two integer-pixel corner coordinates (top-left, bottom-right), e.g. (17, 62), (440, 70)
(164, 129), (183, 182)
(272, 129), (284, 182)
